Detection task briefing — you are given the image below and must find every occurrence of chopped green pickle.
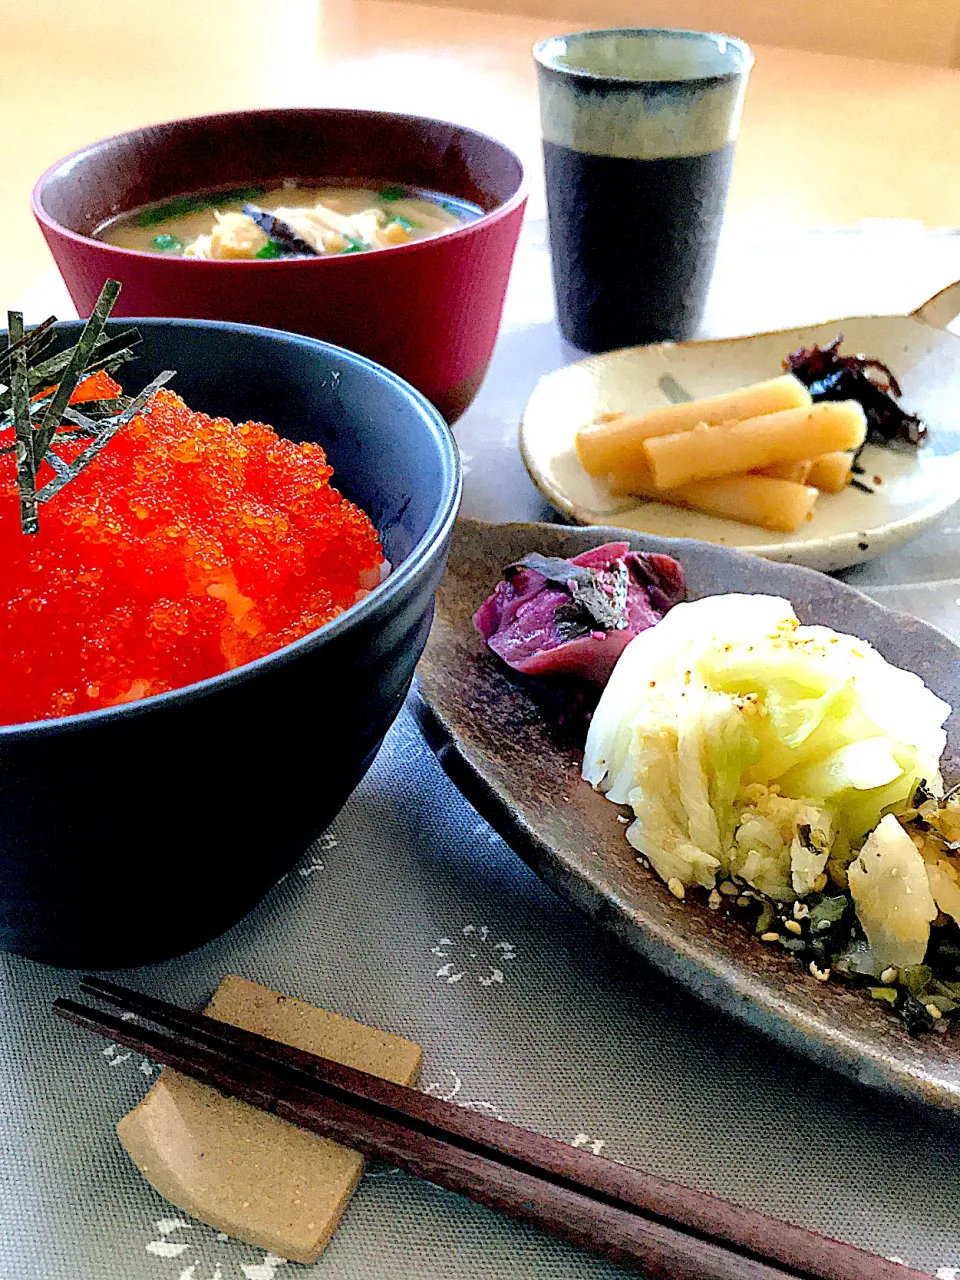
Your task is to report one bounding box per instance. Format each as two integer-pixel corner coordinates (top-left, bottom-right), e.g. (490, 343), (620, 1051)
(808, 895), (848, 928)
(151, 234), (182, 253)
(378, 185), (405, 202)
(255, 240), (284, 259)
(900, 964), (933, 996)
(929, 993), (958, 1014)
(754, 903), (775, 936)
(869, 986), (898, 1005)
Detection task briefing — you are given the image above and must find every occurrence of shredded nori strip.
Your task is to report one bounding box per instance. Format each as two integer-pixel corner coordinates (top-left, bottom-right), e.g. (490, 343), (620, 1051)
(0, 329), (142, 422)
(61, 399), (135, 424)
(34, 279), (120, 462)
(2, 280), (176, 533)
(784, 335), (926, 449)
(7, 312), (38, 535)
(34, 370), (174, 506)
(0, 315), (57, 382)
(507, 553), (605, 594)
(242, 203), (318, 257)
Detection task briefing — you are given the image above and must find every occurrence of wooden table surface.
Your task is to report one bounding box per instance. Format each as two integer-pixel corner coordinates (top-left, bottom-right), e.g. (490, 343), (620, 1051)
(4, 0), (960, 304)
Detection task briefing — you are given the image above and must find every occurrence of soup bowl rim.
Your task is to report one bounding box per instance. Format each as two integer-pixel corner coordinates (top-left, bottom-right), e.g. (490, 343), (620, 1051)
(0, 314), (462, 740)
(30, 106), (528, 263)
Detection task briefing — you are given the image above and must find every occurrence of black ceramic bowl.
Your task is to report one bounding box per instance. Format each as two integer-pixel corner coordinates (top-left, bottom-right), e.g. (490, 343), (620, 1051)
(0, 318), (460, 968)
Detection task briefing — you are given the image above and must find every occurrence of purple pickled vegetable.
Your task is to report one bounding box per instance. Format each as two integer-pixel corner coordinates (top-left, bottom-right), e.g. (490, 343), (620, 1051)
(473, 542), (685, 684)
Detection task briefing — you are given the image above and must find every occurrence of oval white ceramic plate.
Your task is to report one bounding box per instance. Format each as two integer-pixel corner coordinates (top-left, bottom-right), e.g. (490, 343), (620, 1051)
(520, 280), (960, 572)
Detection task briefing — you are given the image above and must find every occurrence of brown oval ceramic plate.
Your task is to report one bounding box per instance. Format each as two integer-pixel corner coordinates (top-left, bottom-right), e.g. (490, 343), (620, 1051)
(412, 518), (960, 1111)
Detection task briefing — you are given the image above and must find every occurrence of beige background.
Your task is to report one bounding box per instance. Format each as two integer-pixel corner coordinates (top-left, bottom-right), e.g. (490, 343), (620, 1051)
(4, 0), (960, 307)
(399, 0), (960, 67)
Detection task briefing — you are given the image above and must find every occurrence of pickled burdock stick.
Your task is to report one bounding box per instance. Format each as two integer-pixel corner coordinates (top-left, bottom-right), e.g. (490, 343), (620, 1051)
(660, 475), (818, 533)
(605, 458), (658, 497)
(606, 455), (813, 497)
(643, 400), (867, 491)
(575, 374), (811, 477)
(807, 451), (854, 494)
(605, 468), (818, 532)
(576, 413), (664, 479)
(758, 458), (813, 484)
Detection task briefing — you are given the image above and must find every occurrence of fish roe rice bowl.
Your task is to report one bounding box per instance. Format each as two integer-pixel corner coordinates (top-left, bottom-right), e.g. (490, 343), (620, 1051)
(0, 316), (460, 968)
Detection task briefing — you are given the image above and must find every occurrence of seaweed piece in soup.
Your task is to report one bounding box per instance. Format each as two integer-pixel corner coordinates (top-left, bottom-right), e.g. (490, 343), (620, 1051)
(242, 204), (318, 257)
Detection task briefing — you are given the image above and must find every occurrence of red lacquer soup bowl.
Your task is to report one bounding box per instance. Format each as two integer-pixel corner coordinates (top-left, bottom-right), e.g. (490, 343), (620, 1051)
(32, 108), (526, 422)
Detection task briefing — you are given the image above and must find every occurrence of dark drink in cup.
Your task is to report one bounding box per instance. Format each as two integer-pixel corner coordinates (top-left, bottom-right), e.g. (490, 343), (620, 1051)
(534, 29), (753, 352)
(540, 142), (736, 350)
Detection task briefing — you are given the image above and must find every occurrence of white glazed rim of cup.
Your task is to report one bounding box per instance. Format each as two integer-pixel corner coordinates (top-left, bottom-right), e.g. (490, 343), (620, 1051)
(533, 28), (754, 86)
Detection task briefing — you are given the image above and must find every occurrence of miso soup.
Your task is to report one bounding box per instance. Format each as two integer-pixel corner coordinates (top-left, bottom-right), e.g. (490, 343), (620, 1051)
(95, 181), (482, 260)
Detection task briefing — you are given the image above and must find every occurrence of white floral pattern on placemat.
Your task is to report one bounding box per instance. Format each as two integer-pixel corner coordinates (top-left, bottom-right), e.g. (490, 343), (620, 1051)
(143, 1219), (287, 1280)
(571, 1133), (605, 1156)
(429, 924), (516, 986)
(423, 1067), (506, 1120)
(422, 1070), (613, 1161)
(99, 1041), (156, 1078)
(298, 831), (337, 878)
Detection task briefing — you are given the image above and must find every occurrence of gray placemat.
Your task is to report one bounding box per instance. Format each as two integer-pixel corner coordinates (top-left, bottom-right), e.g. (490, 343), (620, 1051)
(3, 701), (960, 1280)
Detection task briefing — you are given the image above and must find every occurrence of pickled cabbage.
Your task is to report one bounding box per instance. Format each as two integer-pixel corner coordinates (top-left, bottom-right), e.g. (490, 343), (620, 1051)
(583, 594), (950, 902)
(847, 814), (937, 971)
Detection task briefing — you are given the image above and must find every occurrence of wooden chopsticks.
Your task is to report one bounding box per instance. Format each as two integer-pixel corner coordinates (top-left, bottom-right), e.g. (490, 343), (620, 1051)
(54, 978), (931, 1280)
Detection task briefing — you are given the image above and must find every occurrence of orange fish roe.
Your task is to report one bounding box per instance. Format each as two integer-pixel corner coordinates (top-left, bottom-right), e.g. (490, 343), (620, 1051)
(33, 368), (120, 407)
(0, 380), (384, 723)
